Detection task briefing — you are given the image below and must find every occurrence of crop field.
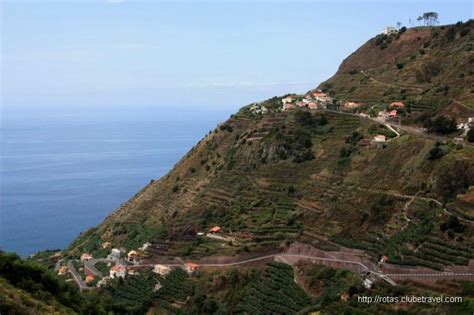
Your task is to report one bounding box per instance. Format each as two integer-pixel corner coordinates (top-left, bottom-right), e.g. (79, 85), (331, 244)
(235, 262), (311, 314)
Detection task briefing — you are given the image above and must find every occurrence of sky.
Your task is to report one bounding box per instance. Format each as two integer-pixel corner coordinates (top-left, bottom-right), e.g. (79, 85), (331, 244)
(1, 0), (473, 110)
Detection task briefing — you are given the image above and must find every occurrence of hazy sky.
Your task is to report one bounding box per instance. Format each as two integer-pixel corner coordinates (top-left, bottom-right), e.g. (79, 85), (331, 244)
(2, 0), (473, 110)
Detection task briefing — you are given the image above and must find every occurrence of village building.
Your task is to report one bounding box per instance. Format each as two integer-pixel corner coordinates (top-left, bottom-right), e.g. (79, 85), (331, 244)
(209, 226), (221, 233)
(363, 278), (374, 289)
(185, 262), (199, 273)
(281, 96), (294, 104)
(107, 248), (121, 260)
(153, 264), (172, 276)
(127, 250), (138, 263)
(379, 255), (389, 264)
(307, 102), (318, 109)
(101, 241), (112, 249)
(373, 135), (386, 143)
(80, 253), (93, 262)
(340, 292), (350, 302)
(390, 101), (405, 108)
(388, 110), (398, 118)
(97, 276), (110, 287)
(282, 103), (296, 111)
(249, 104), (268, 115)
(154, 283), (163, 292)
(344, 101), (361, 109)
(58, 266), (68, 276)
(139, 242), (151, 251)
(383, 26), (397, 35)
(110, 265), (127, 279)
(85, 275), (95, 285)
(296, 101), (305, 107)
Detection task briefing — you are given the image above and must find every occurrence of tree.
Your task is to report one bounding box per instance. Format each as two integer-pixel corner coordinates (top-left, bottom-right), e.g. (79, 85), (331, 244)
(396, 21), (402, 29)
(421, 12), (439, 26)
(467, 128), (474, 143)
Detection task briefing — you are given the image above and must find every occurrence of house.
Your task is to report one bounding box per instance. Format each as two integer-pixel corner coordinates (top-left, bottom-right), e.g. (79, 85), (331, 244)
(296, 101), (305, 107)
(110, 265), (127, 279)
(383, 26), (397, 35)
(282, 96), (294, 104)
(363, 278), (373, 289)
(154, 283), (163, 292)
(468, 117), (474, 127)
(153, 264), (171, 276)
(282, 103), (296, 111)
(185, 262), (199, 273)
(97, 276), (110, 288)
(340, 292), (350, 301)
(58, 266), (68, 276)
(209, 226), (221, 233)
(344, 101), (361, 109)
(139, 242), (151, 251)
(85, 275), (95, 285)
(373, 135), (386, 142)
(102, 242), (112, 249)
(389, 110), (398, 117)
(457, 122), (469, 130)
(390, 101), (405, 108)
(307, 102), (318, 109)
(127, 267), (138, 275)
(80, 253), (93, 262)
(107, 248), (121, 260)
(127, 250), (138, 262)
(312, 91), (332, 103)
(379, 255), (389, 264)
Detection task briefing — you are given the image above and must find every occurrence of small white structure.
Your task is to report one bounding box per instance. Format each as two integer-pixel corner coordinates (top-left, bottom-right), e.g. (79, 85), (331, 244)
(80, 253), (93, 262)
(110, 265), (127, 279)
(249, 104), (268, 115)
(153, 264), (171, 276)
(139, 242), (151, 251)
(383, 26), (397, 35)
(282, 96), (294, 104)
(373, 135), (386, 142)
(363, 278), (373, 289)
(107, 248), (121, 260)
(97, 276), (110, 287)
(127, 250), (138, 263)
(101, 242), (112, 249)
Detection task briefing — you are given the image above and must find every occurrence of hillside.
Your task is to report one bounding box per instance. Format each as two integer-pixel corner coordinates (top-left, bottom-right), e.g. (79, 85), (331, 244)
(319, 21), (474, 122)
(58, 22), (474, 314)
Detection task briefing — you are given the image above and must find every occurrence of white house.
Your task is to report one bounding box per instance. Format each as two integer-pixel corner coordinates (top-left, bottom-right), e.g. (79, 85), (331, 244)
(373, 135), (386, 142)
(282, 96), (294, 104)
(363, 278), (373, 289)
(107, 248), (121, 260)
(153, 264), (171, 276)
(80, 253), (93, 262)
(383, 26), (397, 35)
(110, 265), (127, 279)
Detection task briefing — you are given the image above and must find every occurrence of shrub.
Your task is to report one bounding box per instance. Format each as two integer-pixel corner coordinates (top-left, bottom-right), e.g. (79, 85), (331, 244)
(396, 63), (404, 69)
(467, 128), (474, 142)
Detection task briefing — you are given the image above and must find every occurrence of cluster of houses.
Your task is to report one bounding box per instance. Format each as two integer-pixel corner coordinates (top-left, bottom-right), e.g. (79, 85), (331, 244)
(281, 90), (333, 111)
(249, 103), (268, 115)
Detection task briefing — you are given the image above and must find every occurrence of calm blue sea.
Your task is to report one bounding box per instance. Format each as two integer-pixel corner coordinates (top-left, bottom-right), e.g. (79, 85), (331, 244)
(0, 106), (233, 256)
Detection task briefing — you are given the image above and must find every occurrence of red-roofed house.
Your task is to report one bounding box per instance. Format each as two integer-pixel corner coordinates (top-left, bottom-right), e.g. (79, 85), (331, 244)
(110, 265), (127, 279)
(389, 110), (398, 117)
(209, 226), (221, 233)
(85, 275), (95, 284)
(391, 102), (405, 108)
(185, 262), (199, 273)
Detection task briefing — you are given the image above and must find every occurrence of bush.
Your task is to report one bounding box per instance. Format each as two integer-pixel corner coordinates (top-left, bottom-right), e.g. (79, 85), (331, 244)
(427, 145), (446, 160)
(467, 128), (474, 142)
(396, 63), (404, 69)
(424, 116), (457, 134)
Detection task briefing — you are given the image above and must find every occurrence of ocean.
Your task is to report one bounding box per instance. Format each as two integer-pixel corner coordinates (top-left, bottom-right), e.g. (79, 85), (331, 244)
(0, 106), (233, 256)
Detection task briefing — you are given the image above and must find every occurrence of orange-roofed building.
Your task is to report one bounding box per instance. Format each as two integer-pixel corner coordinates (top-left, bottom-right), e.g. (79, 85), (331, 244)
(185, 262), (199, 273)
(389, 110), (398, 117)
(85, 275), (95, 284)
(58, 266), (68, 276)
(391, 102), (405, 108)
(209, 226), (221, 233)
(110, 265), (127, 279)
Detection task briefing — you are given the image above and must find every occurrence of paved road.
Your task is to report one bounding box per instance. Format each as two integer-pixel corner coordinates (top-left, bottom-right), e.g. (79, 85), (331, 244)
(84, 258), (114, 277)
(67, 260), (92, 291)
